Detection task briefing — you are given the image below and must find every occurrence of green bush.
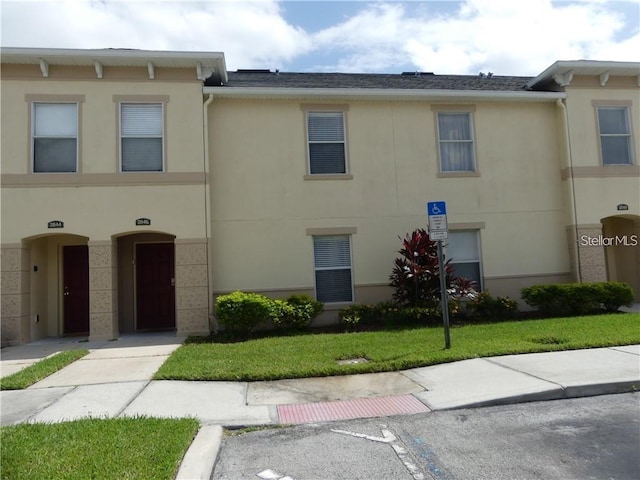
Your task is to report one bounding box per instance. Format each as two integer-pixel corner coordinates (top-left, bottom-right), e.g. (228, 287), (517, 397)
(286, 294), (324, 319)
(521, 282), (634, 316)
(466, 292), (519, 321)
(272, 299), (315, 330)
(596, 282), (635, 312)
(215, 291), (274, 337)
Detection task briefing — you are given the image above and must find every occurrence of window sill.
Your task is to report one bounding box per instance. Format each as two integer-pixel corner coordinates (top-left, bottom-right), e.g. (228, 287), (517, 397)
(437, 171), (480, 178)
(304, 174), (353, 181)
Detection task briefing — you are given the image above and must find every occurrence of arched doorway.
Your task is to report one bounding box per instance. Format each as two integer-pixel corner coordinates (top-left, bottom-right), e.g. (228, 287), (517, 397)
(24, 233), (90, 341)
(602, 215), (640, 301)
(116, 232), (176, 333)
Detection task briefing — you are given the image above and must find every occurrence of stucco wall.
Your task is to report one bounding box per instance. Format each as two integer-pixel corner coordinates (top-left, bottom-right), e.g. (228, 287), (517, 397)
(208, 98), (569, 301)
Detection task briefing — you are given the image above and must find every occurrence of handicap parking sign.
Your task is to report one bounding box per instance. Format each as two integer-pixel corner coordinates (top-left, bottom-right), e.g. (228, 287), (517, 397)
(427, 201), (447, 216)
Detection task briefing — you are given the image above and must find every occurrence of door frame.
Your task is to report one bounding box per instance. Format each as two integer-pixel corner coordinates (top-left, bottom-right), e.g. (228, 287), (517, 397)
(133, 240), (176, 331)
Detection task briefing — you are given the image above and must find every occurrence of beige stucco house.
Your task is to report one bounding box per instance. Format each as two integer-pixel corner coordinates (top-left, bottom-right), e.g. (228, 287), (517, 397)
(1, 47), (638, 345)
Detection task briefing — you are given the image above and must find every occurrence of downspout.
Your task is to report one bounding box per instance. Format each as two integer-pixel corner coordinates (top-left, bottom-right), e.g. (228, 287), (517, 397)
(556, 98), (582, 283)
(203, 93), (215, 330)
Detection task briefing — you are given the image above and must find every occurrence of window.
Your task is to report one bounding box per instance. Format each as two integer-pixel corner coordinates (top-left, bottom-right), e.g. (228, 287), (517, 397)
(446, 231), (482, 290)
(437, 112), (475, 172)
(32, 103), (77, 173)
(120, 103), (163, 172)
(313, 235), (353, 303)
(597, 107), (633, 165)
(307, 111), (346, 174)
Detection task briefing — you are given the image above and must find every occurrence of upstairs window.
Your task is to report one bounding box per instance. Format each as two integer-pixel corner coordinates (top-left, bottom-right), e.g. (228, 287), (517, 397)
(307, 111), (347, 174)
(120, 103), (163, 172)
(597, 107), (633, 165)
(437, 112), (476, 172)
(313, 235), (353, 303)
(32, 103), (77, 173)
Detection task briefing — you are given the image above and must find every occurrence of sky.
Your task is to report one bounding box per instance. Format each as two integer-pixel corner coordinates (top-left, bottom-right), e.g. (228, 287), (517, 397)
(1, 0), (638, 76)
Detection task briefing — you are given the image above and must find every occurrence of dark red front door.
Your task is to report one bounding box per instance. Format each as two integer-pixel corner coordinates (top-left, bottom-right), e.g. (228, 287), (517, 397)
(136, 243), (175, 330)
(63, 245), (89, 334)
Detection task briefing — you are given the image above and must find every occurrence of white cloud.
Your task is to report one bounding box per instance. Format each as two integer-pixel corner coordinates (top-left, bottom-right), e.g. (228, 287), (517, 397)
(0, 0), (311, 69)
(0, 0), (637, 74)
(304, 0), (638, 74)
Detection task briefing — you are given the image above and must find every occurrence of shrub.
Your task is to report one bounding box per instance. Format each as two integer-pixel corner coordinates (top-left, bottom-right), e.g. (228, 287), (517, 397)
(338, 304), (375, 326)
(272, 299), (314, 330)
(521, 282), (634, 316)
(389, 228), (455, 307)
(595, 282), (634, 312)
(215, 291), (274, 337)
(467, 292), (519, 321)
(286, 294), (324, 320)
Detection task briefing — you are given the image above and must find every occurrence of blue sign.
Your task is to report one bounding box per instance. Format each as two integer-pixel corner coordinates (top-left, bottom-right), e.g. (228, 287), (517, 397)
(427, 201), (447, 216)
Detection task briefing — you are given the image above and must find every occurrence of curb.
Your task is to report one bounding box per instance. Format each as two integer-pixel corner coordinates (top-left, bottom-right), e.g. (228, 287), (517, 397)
(176, 425), (223, 480)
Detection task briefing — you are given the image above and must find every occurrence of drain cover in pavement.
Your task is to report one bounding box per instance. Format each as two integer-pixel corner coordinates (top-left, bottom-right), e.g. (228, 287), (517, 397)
(277, 394), (430, 424)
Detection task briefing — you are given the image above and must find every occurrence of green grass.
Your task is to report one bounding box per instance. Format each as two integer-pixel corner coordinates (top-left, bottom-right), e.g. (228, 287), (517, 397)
(0, 417), (199, 480)
(0, 349), (89, 390)
(154, 313), (640, 381)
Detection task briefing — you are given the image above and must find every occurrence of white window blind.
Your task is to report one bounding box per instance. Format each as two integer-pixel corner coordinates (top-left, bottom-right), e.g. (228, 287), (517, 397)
(33, 103), (77, 173)
(307, 112), (346, 174)
(437, 112), (475, 172)
(313, 235), (353, 303)
(121, 103), (163, 172)
(446, 231), (482, 290)
(597, 107), (633, 165)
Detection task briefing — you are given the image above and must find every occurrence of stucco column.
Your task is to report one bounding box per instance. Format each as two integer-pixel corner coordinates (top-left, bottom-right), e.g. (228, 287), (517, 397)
(88, 240), (118, 341)
(175, 238), (210, 336)
(0, 244), (31, 346)
(567, 224), (608, 283)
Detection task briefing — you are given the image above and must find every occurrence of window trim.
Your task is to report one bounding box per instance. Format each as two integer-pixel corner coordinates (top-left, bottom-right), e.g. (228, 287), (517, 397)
(310, 230), (355, 304)
(26, 94), (84, 174)
(301, 104), (350, 178)
(593, 101), (635, 166)
(114, 95), (169, 173)
(432, 105), (478, 176)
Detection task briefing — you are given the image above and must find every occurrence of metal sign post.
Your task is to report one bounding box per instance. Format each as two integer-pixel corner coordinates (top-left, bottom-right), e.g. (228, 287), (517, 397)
(427, 201), (451, 349)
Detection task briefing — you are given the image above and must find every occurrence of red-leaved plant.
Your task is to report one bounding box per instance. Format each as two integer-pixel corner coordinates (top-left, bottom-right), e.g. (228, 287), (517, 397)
(389, 228), (477, 306)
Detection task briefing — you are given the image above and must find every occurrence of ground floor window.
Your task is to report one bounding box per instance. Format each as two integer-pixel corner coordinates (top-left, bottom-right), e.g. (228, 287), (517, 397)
(313, 235), (353, 303)
(446, 230), (483, 290)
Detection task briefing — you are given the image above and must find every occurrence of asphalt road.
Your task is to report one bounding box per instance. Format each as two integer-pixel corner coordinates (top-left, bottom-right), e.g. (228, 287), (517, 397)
(212, 393), (640, 480)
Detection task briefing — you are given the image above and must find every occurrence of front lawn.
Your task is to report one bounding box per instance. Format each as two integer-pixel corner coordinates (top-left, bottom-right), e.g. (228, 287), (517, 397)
(0, 349), (89, 390)
(154, 313), (639, 381)
(0, 417), (199, 480)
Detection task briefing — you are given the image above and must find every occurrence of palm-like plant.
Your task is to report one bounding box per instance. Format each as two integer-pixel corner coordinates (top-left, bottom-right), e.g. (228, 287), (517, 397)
(389, 228), (456, 306)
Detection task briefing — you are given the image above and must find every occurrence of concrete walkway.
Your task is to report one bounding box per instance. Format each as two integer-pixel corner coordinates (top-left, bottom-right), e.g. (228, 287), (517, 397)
(1, 334), (639, 479)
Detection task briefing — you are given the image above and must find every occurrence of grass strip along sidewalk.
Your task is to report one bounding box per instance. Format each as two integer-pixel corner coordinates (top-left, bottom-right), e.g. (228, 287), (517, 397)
(0, 349), (89, 390)
(155, 313), (640, 382)
(1, 417), (199, 480)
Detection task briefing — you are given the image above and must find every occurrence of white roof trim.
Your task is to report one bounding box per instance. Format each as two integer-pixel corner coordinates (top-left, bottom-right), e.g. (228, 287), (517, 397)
(203, 86), (567, 102)
(0, 47), (228, 83)
(528, 60), (640, 89)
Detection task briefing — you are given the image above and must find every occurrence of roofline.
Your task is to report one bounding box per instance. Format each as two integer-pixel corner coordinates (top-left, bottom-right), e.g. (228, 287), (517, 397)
(203, 86), (567, 102)
(0, 47), (228, 82)
(527, 60), (640, 89)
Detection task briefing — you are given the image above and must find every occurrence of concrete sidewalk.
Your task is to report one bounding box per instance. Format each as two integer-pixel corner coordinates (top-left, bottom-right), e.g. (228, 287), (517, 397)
(1, 339), (639, 479)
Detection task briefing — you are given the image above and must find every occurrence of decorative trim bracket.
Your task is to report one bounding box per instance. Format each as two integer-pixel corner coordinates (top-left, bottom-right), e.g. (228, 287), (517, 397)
(553, 70), (574, 87)
(599, 71), (610, 87)
(94, 61), (103, 79)
(147, 61), (155, 80)
(39, 58), (48, 78)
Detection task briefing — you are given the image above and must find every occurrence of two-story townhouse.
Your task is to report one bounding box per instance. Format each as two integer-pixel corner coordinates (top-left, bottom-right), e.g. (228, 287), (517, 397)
(204, 63), (639, 325)
(527, 61), (640, 298)
(1, 48), (226, 345)
(2, 48), (638, 346)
